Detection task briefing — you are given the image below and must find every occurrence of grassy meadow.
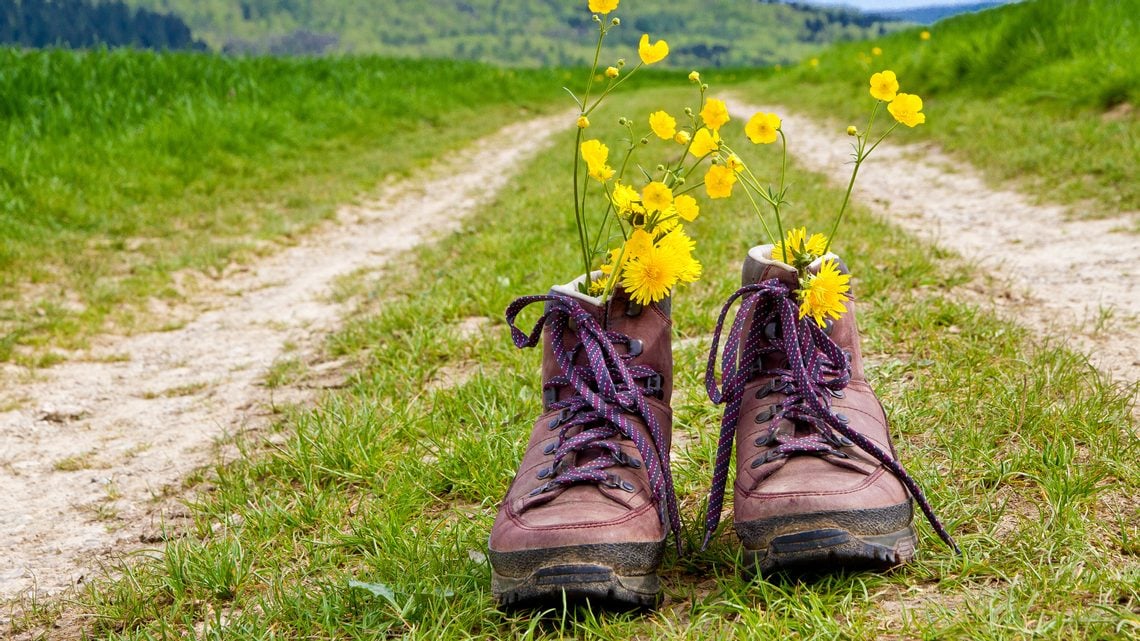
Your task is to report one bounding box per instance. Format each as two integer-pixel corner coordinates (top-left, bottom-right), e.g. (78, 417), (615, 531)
(741, 0), (1140, 213)
(14, 81), (1128, 638)
(0, 49), (564, 364)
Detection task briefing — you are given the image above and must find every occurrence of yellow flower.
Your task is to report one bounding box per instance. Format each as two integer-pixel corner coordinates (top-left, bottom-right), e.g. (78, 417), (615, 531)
(809, 58), (819, 68)
(888, 93), (926, 127)
(869, 70), (899, 102)
(622, 243), (680, 305)
(657, 228), (702, 283)
(745, 112), (781, 144)
(688, 70), (701, 82)
(704, 164), (736, 199)
(846, 125), (858, 136)
(673, 194), (700, 221)
(588, 0), (619, 14)
(648, 110), (676, 139)
(624, 228), (655, 261)
(673, 130), (691, 145)
(689, 127), (720, 156)
(581, 139), (614, 181)
(638, 34), (669, 64)
(871, 46), (882, 56)
(577, 115), (590, 129)
(797, 259), (851, 327)
(642, 181), (673, 212)
(700, 98), (730, 131)
(611, 181), (641, 213)
(920, 30), (931, 41)
(772, 227), (828, 265)
(605, 66), (619, 79)
(725, 154), (744, 172)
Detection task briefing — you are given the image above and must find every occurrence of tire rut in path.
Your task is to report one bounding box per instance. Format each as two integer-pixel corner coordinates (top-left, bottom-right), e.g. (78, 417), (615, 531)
(727, 98), (1140, 390)
(0, 111), (569, 605)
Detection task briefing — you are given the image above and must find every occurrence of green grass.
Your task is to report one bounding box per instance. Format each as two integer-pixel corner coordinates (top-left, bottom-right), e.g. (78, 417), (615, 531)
(0, 48), (564, 363)
(45, 87), (1138, 640)
(740, 0), (1140, 214)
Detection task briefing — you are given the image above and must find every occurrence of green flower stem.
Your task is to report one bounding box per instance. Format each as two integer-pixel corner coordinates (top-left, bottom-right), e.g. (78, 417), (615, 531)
(572, 127), (593, 287)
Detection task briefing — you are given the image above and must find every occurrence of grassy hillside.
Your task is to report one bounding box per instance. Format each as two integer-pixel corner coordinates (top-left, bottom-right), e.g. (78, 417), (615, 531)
(125, 0), (904, 66)
(0, 48), (564, 363)
(745, 0), (1139, 211)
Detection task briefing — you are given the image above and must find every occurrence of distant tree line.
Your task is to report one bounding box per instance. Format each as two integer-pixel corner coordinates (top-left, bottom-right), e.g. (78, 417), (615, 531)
(0, 0), (205, 50)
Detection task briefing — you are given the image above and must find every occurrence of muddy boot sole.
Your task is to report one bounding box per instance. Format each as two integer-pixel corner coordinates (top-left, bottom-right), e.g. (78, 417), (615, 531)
(489, 540), (664, 609)
(736, 501), (917, 578)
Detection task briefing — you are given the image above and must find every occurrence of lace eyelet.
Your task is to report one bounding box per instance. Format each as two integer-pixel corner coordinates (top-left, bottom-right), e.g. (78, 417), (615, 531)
(543, 442), (557, 455)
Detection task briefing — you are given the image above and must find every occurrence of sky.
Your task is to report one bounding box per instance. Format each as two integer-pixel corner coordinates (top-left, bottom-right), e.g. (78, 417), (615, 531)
(799, 0), (1002, 9)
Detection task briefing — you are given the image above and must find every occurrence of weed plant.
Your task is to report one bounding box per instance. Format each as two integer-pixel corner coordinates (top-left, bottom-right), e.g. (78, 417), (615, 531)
(63, 87), (1138, 640)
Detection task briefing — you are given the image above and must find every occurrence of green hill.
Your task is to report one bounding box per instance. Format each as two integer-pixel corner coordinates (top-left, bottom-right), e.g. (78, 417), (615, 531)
(123, 0), (905, 66)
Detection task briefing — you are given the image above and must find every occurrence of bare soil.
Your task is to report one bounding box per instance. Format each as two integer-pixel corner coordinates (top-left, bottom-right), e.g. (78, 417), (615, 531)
(728, 98), (1140, 389)
(0, 111), (568, 607)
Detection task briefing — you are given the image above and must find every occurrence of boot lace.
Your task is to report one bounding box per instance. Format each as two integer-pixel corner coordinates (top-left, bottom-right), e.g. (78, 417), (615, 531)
(506, 294), (681, 549)
(701, 279), (958, 552)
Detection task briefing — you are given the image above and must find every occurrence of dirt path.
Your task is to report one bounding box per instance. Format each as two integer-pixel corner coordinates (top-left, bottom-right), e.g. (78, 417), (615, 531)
(0, 111), (568, 605)
(728, 98), (1140, 389)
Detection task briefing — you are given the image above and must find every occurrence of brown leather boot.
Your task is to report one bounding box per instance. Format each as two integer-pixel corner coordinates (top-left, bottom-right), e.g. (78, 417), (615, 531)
(490, 277), (680, 608)
(702, 246), (956, 577)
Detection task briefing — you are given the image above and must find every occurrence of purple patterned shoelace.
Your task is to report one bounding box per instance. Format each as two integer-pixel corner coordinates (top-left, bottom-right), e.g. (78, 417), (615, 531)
(701, 279), (959, 553)
(506, 294), (682, 550)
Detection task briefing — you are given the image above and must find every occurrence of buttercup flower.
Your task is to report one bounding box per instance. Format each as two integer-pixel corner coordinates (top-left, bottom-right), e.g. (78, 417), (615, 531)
(588, 0), (619, 15)
(745, 112), (781, 144)
(622, 243), (679, 305)
(611, 181), (641, 214)
(649, 110), (676, 139)
(725, 154), (744, 172)
(920, 30), (931, 40)
(869, 70), (899, 102)
(581, 139), (614, 181)
(673, 194), (700, 221)
(642, 181), (673, 212)
(688, 70), (700, 82)
(704, 164), (736, 199)
(605, 66), (619, 78)
(846, 125), (858, 136)
(872, 47), (882, 56)
(888, 92), (926, 127)
(700, 98), (730, 131)
(577, 115), (590, 128)
(638, 34), (669, 64)
(689, 127), (720, 156)
(797, 258), (851, 327)
(673, 130), (691, 145)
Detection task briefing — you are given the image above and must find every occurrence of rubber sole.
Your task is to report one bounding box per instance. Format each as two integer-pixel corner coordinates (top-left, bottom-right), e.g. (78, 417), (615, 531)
(489, 540), (664, 610)
(736, 501), (917, 578)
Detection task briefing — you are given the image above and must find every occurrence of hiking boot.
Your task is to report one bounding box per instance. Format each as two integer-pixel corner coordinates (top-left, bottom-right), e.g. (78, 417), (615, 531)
(701, 246), (956, 577)
(489, 275), (680, 608)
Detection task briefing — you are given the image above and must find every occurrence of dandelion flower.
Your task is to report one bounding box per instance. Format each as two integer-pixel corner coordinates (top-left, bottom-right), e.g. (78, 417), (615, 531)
(701, 98), (730, 131)
(869, 70), (899, 102)
(624, 228), (655, 262)
(657, 228), (702, 283)
(639, 34), (669, 64)
(745, 112), (781, 144)
(589, 0), (619, 14)
(642, 181), (673, 212)
(673, 194), (700, 221)
(888, 93), (925, 127)
(704, 164), (736, 199)
(622, 244), (680, 305)
(797, 259), (851, 327)
(772, 227), (828, 265)
(689, 127), (720, 156)
(649, 110), (676, 139)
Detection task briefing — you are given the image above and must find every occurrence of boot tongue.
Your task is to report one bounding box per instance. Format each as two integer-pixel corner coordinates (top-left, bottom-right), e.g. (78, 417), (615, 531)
(743, 245), (799, 287)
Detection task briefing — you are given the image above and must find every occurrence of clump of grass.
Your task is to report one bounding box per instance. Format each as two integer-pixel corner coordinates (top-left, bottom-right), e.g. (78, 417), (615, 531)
(0, 48), (564, 363)
(51, 87), (1137, 640)
(746, 0), (1139, 212)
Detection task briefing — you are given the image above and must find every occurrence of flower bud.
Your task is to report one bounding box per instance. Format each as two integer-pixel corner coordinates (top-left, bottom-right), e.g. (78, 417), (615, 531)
(618, 117), (628, 126)
(684, 107), (693, 116)
(675, 177), (685, 185)
(617, 58), (626, 67)
(700, 83), (709, 91)
(846, 125), (857, 136)
(577, 115), (590, 129)
(673, 131), (691, 145)
(655, 164), (666, 172)
(593, 14), (601, 22)
(611, 17), (620, 25)
(605, 66), (619, 79)
(640, 137), (649, 145)
(688, 70), (700, 82)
